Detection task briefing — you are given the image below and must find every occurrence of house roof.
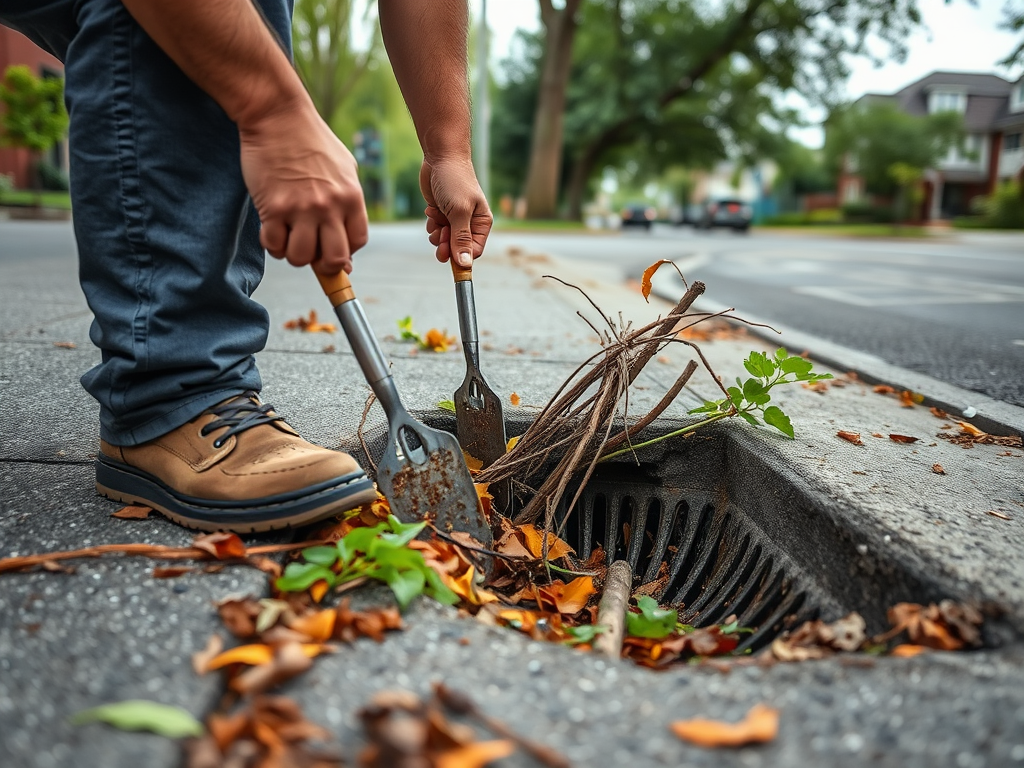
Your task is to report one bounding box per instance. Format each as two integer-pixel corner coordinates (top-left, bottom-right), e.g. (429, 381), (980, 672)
(864, 71), (1021, 133)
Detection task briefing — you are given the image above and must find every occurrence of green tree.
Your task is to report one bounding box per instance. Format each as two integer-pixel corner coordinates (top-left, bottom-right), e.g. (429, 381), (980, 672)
(824, 101), (962, 198)
(517, 0), (932, 220)
(1001, 0), (1024, 66)
(292, 0), (379, 125)
(0, 65), (68, 203)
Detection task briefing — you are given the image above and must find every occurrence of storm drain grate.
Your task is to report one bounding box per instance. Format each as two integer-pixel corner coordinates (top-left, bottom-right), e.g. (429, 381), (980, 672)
(556, 472), (817, 653)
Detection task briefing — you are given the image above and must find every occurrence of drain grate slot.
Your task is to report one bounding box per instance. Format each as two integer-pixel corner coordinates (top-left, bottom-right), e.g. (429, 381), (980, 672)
(558, 474), (820, 652)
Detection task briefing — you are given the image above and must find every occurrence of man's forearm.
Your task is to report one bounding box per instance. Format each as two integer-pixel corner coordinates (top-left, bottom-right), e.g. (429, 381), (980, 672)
(379, 0), (472, 161)
(119, 0), (310, 128)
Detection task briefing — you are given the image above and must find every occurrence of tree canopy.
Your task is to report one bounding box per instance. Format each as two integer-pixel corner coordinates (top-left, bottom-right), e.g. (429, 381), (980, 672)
(0, 65), (67, 155)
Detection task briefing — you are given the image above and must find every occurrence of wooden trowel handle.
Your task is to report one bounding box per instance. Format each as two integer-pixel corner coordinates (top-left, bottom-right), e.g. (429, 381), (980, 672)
(450, 259), (472, 283)
(316, 269), (356, 307)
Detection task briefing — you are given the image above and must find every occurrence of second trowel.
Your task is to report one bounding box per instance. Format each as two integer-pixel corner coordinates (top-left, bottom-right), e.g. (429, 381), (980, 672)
(451, 260), (508, 478)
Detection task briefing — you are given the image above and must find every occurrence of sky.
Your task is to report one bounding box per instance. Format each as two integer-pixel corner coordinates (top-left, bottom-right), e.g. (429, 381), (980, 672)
(473, 0), (1021, 148)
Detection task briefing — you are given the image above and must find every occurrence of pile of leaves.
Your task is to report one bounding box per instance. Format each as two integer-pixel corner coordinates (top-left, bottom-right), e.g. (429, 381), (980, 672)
(397, 316), (457, 353)
(283, 309), (337, 333)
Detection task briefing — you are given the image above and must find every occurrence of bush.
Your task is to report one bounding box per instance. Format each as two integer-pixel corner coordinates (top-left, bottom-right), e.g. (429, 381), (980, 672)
(761, 212), (809, 226)
(0, 172), (12, 196)
(35, 160), (68, 191)
(983, 182), (1024, 229)
(806, 208), (843, 224)
(841, 202), (894, 223)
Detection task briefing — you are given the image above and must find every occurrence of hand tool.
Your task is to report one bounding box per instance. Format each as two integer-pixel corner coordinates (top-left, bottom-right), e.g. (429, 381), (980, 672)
(317, 269), (492, 548)
(451, 259), (510, 515)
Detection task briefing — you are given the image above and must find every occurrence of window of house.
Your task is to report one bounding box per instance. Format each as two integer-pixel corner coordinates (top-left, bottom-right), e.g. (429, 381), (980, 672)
(1006, 133), (1023, 151)
(929, 91), (967, 114)
(1012, 83), (1024, 113)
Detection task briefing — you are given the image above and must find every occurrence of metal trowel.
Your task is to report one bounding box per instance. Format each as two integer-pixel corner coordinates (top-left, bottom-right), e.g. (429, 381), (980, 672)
(316, 269), (492, 548)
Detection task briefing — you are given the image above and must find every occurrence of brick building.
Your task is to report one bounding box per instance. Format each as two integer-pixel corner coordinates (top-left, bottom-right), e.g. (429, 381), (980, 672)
(0, 25), (66, 189)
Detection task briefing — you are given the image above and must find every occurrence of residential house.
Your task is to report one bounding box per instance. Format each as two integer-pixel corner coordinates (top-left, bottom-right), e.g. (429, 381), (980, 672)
(0, 25), (66, 189)
(838, 71), (1024, 221)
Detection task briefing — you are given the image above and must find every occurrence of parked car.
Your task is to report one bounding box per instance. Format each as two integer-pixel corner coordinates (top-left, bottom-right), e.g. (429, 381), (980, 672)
(694, 198), (753, 232)
(620, 203), (657, 230)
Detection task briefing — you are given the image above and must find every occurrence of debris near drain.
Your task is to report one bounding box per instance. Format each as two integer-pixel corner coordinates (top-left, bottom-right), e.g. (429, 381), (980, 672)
(670, 704), (779, 749)
(771, 613), (866, 661)
(283, 308), (336, 333)
(938, 422), (1023, 449)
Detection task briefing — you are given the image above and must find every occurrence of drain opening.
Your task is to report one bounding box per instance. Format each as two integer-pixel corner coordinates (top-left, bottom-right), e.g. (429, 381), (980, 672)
(557, 474), (817, 653)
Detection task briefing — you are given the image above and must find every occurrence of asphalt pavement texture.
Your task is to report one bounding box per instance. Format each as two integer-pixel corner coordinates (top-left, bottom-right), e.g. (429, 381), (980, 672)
(496, 225), (1024, 408)
(2, 219), (1024, 768)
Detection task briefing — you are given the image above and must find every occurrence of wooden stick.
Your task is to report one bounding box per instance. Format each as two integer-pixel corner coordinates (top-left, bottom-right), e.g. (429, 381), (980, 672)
(595, 560), (633, 658)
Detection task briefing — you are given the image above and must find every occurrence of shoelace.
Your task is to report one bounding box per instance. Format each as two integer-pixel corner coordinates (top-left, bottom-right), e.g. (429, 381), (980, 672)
(199, 392), (284, 448)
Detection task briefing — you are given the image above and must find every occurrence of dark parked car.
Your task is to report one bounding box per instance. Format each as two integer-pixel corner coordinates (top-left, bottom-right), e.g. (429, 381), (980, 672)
(694, 198), (753, 232)
(620, 203), (657, 230)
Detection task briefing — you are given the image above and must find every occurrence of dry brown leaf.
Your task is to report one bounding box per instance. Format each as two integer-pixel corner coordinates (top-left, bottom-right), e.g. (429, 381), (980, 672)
(462, 452), (484, 473)
(52, 341), (77, 349)
(837, 431), (864, 445)
(152, 566), (193, 578)
(510, 392), (521, 406)
(932, 464), (946, 475)
(899, 390), (923, 407)
(111, 505), (152, 520)
(988, 510), (1012, 520)
(534, 576), (595, 616)
(888, 434), (919, 444)
(929, 406), (950, 419)
(434, 740), (516, 768)
(193, 532), (247, 560)
(640, 259), (673, 301)
(288, 609), (336, 643)
(873, 385), (896, 395)
(958, 421), (986, 438)
(217, 598), (262, 639)
(518, 524), (574, 560)
(882, 601), (982, 650)
(670, 704), (779, 748)
(230, 642), (315, 695)
(771, 612), (866, 660)
(192, 634), (224, 675)
(283, 309), (336, 333)
(207, 643), (275, 670)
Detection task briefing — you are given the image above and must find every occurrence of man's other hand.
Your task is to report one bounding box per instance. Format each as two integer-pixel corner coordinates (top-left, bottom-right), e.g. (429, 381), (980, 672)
(421, 156), (492, 268)
(240, 101), (368, 276)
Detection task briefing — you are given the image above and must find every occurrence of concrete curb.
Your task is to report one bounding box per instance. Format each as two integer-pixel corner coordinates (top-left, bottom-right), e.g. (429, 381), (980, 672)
(649, 271), (1024, 439)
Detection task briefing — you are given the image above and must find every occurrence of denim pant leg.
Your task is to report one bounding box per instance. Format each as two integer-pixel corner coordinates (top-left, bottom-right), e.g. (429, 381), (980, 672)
(1, 0), (293, 447)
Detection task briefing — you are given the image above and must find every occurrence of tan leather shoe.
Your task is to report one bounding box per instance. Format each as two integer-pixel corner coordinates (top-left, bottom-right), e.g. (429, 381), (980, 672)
(95, 392), (376, 532)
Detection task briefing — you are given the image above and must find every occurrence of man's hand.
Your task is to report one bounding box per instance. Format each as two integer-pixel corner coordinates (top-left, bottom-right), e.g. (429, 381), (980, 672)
(240, 101), (368, 275)
(420, 156), (492, 268)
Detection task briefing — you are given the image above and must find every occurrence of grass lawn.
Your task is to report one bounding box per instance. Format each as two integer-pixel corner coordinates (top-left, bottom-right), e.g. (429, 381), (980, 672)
(757, 224), (931, 238)
(0, 190), (72, 209)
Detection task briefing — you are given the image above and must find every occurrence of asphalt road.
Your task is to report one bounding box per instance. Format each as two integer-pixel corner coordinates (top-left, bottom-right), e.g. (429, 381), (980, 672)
(4, 218), (1023, 406)
(486, 225), (1024, 408)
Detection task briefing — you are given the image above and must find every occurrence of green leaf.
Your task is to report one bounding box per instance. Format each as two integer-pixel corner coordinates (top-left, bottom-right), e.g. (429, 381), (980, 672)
(763, 405), (794, 438)
(727, 386), (744, 409)
(781, 356), (814, 376)
(381, 566), (426, 610)
(719, 619), (755, 634)
(437, 399), (456, 413)
(625, 596), (678, 639)
(371, 544), (426, 571)
(688, 399), (725, 415)
(337, 523), (387, 563)
(70, 701), (203, 738)
(564, 624), (607, 645)
(275, 562), (335, 592)
(300, 546), (340, 567)
(742, 377), (766, 401)
(738, 411), (759, 426)
(774, 347), (788, 361)
(397, 316), (422, 343)
(386, 515), (427, 543)
(424, 568), (460, 605)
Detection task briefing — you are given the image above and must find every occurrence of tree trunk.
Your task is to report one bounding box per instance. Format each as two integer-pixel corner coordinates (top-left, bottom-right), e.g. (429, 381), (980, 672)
(521, 0), (580, 220)
(566, 141), (598, 221)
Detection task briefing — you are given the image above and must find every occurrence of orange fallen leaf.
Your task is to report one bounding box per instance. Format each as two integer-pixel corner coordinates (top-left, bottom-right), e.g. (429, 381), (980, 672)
(111, 505), (152, 520)
(837, 431), (863, 445)
(898, 390), (923, 408)
(932, 464), (945, 475)
(510, 392), (521, 406)
(888, 434), (919, 444)
(670, 704), (779, 748)
(871, 433), (884, 439)
(506, 436), (520, 453)
(193, 532), (247, 560)
(288, 609), (336, 642)
(462, 452), (483, 472)
(930, 406), (950, 419)
(52, 341), (77, 349)
(640, 259), (673, 302)
(444, 566), (498, 606)
(988, 510), (1012, 520)
(435, 739), (515, 768)
(309, 579), (330, 603)
(518, 524), (574, 561)
(536, 576), (594, 615)
(207, 643), (275, 670)
(422, 328), (456, 352)
(873, 385), (896, 395)
(958, 421), (986, 438)
(283, 309), (336, 333)
(890, 644), (928, 658)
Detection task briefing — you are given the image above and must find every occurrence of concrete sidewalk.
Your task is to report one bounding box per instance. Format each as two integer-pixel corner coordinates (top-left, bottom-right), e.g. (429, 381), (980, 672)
(2, 221), (1023, 768)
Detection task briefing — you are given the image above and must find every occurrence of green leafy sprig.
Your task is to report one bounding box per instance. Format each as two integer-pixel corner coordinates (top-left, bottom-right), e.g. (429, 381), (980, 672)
(601, 348), (832, 461)
(397, 316), (422, 344)
(275, 516), (458, 610)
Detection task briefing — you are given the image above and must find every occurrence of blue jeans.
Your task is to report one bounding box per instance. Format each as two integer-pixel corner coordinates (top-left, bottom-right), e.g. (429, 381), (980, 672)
(0, 0), (292, 445)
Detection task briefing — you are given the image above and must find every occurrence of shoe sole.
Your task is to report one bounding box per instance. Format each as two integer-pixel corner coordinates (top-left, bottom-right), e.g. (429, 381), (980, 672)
(95, 456), (378, 533)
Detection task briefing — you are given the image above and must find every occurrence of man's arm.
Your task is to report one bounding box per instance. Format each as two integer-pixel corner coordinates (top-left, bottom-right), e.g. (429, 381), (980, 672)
(119, 0), (367, 275)
(378, 0), (492, 267)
